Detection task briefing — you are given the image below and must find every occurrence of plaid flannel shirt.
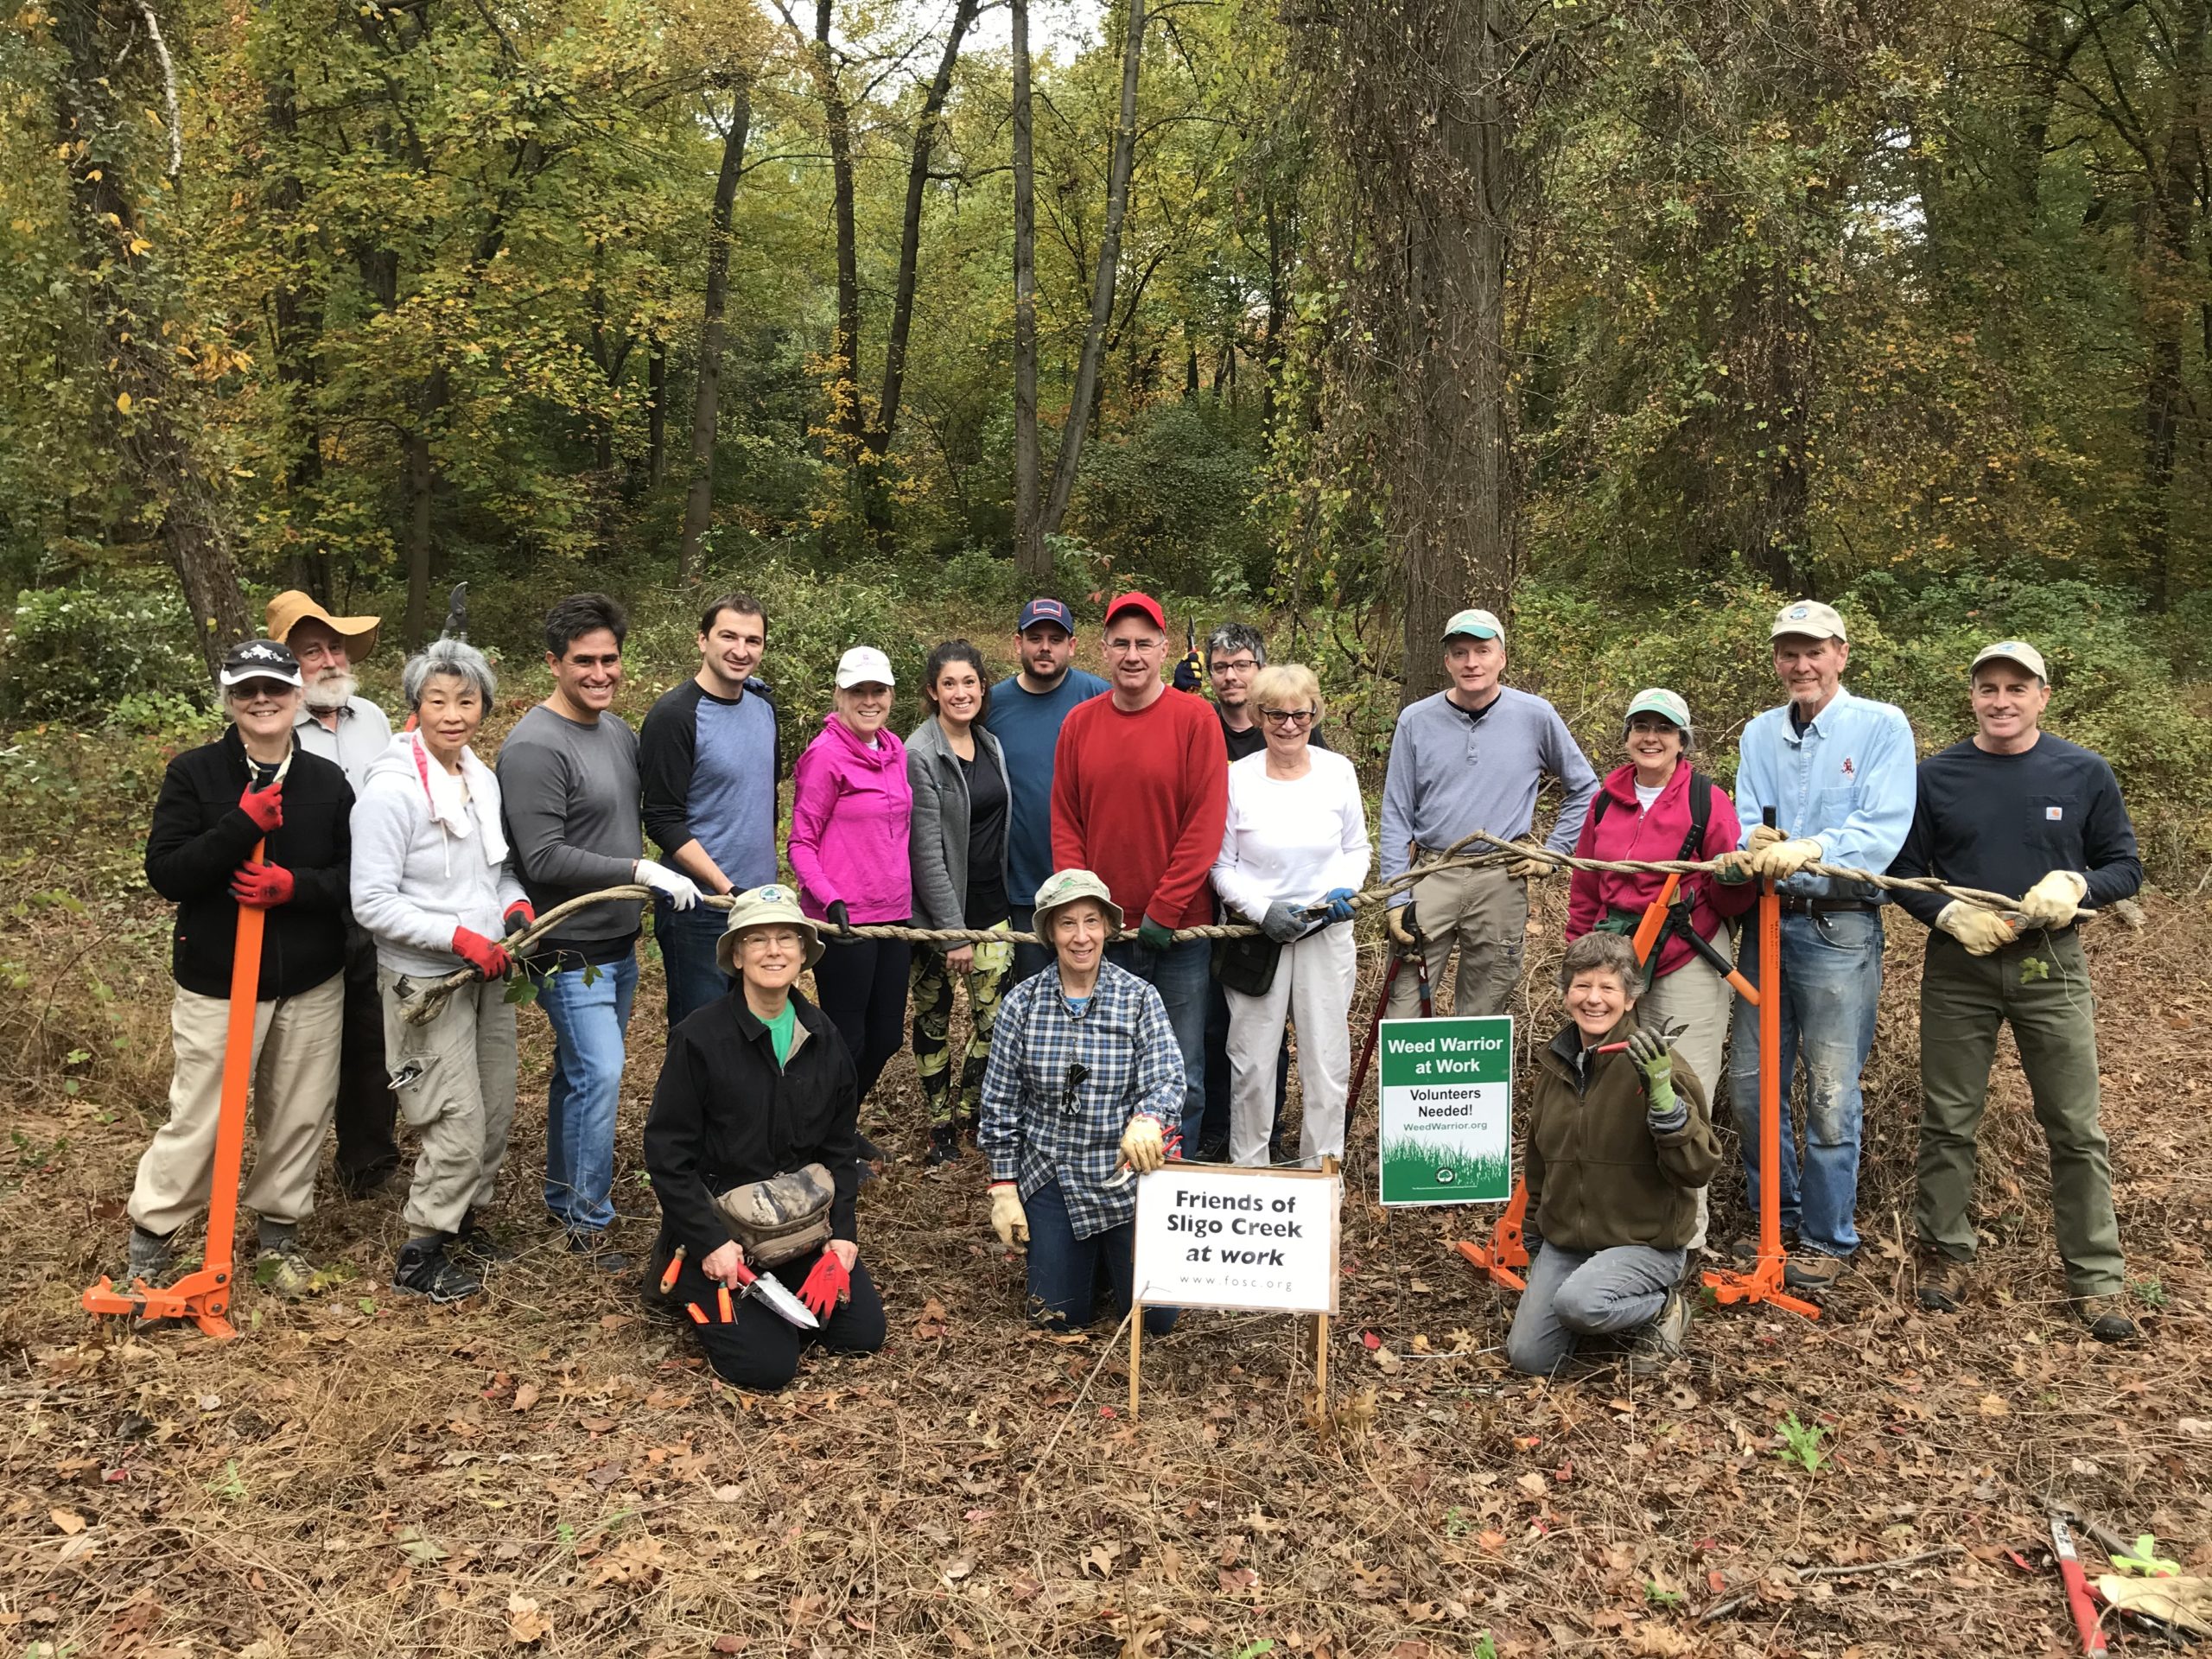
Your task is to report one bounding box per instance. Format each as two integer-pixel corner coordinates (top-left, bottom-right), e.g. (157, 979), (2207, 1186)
(978, 959), (1184, 1239)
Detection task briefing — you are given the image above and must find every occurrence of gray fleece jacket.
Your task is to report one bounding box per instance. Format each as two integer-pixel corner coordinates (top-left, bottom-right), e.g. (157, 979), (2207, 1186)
(351, 732), (531, 977)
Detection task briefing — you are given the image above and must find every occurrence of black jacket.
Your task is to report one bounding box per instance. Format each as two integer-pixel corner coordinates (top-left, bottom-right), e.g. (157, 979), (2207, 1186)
(643, 988), (861, 1273)
(144, 728), (353, 999)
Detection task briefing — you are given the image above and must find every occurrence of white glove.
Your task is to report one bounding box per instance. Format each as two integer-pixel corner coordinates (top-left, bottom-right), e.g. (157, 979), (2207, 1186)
(635, 858), (702, 910)
(2017, 869), (2088, 928)
(988, 1183), (1029, 1249)
(1937, 901), (2016, 957)
(1119, 1116), (1167, 1174)
(1746, 836), (1822, 879)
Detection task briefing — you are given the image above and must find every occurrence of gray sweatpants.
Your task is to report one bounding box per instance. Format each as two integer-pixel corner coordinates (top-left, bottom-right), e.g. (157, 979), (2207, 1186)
(1505, 1240), (1685, 1376)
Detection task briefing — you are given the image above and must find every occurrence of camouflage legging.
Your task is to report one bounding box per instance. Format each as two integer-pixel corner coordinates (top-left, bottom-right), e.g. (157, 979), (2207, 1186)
(908, 933), (1011, 1128)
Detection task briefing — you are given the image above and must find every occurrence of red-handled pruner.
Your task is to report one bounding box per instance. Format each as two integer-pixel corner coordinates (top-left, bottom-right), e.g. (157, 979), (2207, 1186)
(1107, 1128), (1185, 1187)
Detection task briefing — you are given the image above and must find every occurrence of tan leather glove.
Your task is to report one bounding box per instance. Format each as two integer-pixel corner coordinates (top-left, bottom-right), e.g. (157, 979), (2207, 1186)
(988, 1183), (1029, 1249)
(1937, 901), (2017, 957)
(1746, 836), (1822, 879)
(1119, 1116), (1168, 1174)
(2017, 869), (2088, 928)
(1385, 902), (1421, 948)
(1743, 823), (1787, 854)
(1504, 838), (1555, 880)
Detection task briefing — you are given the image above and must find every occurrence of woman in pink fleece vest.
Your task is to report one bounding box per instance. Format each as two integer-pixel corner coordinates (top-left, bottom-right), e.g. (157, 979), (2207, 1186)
(789, 648), (914, 1104)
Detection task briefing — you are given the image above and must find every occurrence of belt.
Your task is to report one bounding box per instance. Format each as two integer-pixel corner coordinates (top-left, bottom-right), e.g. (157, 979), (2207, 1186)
(1777, 895), (1875, 916)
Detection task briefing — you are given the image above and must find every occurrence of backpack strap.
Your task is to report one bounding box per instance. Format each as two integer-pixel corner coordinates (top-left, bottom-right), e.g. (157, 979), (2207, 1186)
(1590, 770), (1713, 858)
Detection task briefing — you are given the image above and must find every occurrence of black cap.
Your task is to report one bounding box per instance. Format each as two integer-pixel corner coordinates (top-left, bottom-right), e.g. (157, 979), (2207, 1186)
(219, 638), (304, 688)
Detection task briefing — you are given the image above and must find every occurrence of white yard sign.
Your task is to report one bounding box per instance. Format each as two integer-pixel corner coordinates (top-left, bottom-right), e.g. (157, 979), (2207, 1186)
(1130, 1164), (1340, 1315)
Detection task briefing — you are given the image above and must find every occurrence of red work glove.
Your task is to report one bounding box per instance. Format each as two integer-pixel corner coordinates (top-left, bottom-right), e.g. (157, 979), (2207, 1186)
(798, 1251), (850, 1319)
(502, 899), (537, 937)
(238, 780), (284, 833)
(229, 861), (295, 908)
(452, 926), (512, 980)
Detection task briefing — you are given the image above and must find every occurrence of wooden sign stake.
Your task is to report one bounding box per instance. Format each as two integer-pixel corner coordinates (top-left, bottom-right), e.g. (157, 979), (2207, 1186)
(1128, 1306), (1143, 1421)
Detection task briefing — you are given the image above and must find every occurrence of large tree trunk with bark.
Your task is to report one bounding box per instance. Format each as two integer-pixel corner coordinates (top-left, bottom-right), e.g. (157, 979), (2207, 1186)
(1041, 0), (1145, 535)
(678, 89), (752, 584)
(1011, 0), (1046, 576)
(2139, 0), (2207, 611)
(401, 365), (446, 646)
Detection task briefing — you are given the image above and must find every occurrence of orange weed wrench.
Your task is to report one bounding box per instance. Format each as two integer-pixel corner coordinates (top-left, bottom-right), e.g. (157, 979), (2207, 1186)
(82, 834), (271, 1339)
(1701, 809), (1821, 1320)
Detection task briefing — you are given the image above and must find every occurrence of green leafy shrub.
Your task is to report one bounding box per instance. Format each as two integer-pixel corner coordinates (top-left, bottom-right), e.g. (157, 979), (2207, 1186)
(1, 586), (207, 725)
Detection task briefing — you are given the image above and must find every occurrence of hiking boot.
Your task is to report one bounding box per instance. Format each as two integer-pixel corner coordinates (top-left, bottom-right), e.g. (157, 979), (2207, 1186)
(452, 1211), (520, 1265)
(253, 1221), (317, 1298)
(1914, 1249), (1967, 1313)
(565, 1230), (632, 1274)
(394, 1236), (483, 1303)
(1727, 1228), (1799, 1262)
(925, 1122), (962, 1166)
(1192, 1137), (1230, 1166)
(339, 1162), (400, 1202)
(1627, 1286), (1694, 1376)
(2074, 1294), (2138, 1344)
(1782, 1250), (1848, 1293)
(120, 1224), (173, 1290)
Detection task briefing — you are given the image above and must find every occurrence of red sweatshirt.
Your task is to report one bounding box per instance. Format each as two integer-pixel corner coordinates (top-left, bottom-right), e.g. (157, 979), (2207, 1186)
(1565, 762), (1755, 977)
(1050, 688), (1229, 931)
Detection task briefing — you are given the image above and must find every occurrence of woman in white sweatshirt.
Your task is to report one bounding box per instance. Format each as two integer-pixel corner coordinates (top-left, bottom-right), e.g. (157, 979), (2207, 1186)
(1210, 664), (1371, 1166)
(350, 639), (532, 1302)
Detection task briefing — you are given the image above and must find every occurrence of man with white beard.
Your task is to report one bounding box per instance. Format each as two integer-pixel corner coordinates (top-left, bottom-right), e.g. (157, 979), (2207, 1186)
(267, 591), (397, 1198)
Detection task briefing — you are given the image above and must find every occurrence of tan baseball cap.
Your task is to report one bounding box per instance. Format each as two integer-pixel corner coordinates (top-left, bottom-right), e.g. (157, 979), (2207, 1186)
(1031, 868), (1124, 936)
(266, 590), (383, 657)
(1770, 599), (1847, 642)
(716, 882), (825, 975)
(1969, 639), (2049, 681)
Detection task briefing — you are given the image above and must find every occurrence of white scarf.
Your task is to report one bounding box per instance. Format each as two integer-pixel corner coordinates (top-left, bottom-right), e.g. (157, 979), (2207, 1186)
(408, 729), (509, 868)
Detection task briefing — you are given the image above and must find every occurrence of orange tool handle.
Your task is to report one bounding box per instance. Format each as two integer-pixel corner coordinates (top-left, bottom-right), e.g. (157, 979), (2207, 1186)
(1630, 874), (1682, 963)
(717, 1285), (735, 1324)
(685, 1302), (709, 1325)
(659, 1246), (685, 1294)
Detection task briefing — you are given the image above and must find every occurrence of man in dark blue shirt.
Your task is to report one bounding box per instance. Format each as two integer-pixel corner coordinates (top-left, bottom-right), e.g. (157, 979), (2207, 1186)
(1888, 639), (2142, 1342)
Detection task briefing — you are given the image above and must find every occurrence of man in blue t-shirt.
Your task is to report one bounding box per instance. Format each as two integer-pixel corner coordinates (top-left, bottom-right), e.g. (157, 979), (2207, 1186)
(981, 597), (1109, 983)
(639, 594), (781, 1027)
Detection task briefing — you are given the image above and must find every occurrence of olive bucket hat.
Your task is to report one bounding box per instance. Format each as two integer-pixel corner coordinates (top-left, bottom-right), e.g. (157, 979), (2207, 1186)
(716, 883), (826, 976)
(1030, 868), (1125, 938)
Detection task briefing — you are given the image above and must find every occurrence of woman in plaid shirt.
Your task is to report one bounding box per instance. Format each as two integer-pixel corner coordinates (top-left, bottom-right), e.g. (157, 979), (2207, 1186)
(979, 869), (1183, 1335)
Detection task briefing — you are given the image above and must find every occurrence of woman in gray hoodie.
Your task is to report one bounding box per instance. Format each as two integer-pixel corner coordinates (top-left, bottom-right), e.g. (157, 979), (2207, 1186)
(350, 639), (533, 1301)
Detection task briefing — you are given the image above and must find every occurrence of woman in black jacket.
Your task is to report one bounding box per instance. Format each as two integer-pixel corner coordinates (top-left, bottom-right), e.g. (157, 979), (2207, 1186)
(643, 883), (887, 1390)
(121, 639), (354, 1300)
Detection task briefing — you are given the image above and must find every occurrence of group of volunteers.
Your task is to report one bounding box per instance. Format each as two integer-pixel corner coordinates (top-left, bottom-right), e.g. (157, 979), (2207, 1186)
(113, 580), (2145, 1392)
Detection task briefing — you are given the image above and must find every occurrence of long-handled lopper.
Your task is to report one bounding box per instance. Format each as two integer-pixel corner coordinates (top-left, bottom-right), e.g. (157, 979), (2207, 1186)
(2050, 1510), (2112, 1656)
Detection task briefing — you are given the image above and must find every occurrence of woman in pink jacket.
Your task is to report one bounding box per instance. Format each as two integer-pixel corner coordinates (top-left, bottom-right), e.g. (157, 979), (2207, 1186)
(1565, 688), (1755, 1252)
(789, 647), (914, 1104)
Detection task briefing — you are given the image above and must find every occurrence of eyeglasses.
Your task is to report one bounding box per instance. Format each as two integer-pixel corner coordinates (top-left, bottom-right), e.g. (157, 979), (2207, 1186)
(1210, 658), (1258, 674)
(1260, 707), (1316, 726)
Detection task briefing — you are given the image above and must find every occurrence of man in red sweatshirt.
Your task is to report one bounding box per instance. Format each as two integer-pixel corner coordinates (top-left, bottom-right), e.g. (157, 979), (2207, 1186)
(1051, 592), (1228, 1143)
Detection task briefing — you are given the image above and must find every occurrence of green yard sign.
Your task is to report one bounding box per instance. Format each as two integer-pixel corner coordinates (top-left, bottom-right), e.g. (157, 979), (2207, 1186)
(1376, 1017), (1514, 1205)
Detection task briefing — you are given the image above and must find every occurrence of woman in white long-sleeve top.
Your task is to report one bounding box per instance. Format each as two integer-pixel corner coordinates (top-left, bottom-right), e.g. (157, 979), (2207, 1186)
(350, 639), (533, 1303)
(1210, 664), (1371, 1166)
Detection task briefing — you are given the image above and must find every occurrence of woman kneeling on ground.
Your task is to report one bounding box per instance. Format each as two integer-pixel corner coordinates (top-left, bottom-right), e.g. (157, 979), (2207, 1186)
(978, 870), (1181, 1334)
(643, 885), (886, 1390)
(351, 638), (532, 1302)
(1507, 932), (1721, 1377)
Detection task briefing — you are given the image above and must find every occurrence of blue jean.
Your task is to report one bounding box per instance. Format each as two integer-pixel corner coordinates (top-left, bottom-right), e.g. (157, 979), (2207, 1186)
(1105, 937), (1210, 1144)
(1726, 909), (1885, 1259)
(537, 950), (639, 1234)
(1022, 1178), (1177, 1336)
(1505, 1242), (1685, 1376)
(655, 895), (733, 1032)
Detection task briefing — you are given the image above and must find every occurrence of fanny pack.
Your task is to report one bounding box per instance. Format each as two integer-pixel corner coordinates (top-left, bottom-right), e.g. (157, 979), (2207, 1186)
(1213, 918), (1282, 997)
(711, 1163), (835, 1267)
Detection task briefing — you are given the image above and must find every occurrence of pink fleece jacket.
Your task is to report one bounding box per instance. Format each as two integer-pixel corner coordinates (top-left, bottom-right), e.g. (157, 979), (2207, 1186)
(1565, 761), (1754, 976)
(788, 715), (914, 923)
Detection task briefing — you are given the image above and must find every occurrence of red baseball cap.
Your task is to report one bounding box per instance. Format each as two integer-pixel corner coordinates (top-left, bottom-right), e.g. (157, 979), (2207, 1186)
(1102, 590), (1166, 632)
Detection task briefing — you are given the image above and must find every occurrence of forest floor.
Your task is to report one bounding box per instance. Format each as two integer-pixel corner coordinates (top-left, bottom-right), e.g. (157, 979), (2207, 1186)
(3, 873), (2209, 1659)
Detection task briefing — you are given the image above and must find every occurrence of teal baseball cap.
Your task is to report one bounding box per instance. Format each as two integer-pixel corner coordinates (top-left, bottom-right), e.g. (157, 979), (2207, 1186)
(1443, 607), (1504, 642)
(1624, 687), (1692, 732)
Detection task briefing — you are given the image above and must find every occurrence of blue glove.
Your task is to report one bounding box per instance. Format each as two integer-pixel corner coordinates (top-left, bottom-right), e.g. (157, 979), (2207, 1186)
(1260, 900), (1306, 943)
(1172, 652), (1203, 694)
(1137, 914), (1176, 951)
(1319, 887), (1357, 925)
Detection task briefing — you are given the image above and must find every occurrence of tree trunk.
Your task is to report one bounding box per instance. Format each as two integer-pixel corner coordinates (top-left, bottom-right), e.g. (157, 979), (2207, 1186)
(1041, 0), (1145, 534)
(1011, 0), (1046, 576)
(265, 63), (330, 601)
(646, 338), (668, 488)
(678, 88), (753, 584)
(402, 365), (447, 647)
(2140, 0), (2206, 611)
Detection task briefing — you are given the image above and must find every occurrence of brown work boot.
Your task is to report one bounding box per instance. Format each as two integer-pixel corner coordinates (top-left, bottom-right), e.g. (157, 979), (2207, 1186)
(2073, 1294), (2138, 1344)
(1914, 1249), (1967, 1313)
(1627, 1287), (1694, 1376)
(1782, 1249), (1848, 1293)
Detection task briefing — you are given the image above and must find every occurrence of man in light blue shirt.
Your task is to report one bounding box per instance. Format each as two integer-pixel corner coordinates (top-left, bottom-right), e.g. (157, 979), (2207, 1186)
(1722, 599), (1916, 1293)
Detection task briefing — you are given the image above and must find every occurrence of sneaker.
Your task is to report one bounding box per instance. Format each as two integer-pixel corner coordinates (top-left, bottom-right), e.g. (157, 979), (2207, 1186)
(565, 1230), (632, 1274)
(925, 1122), (962, 1166)
(394, 1237), (482, 1303)
(1782, 1250), (1848, 1293)
(1914, 1249), (1967, 1313)
(452, 1212), (520, 1265)
(1627, 1287), (1693, 1376)
(2074, 1294), (2138, 1344)
(253, 1243), (317, 1299)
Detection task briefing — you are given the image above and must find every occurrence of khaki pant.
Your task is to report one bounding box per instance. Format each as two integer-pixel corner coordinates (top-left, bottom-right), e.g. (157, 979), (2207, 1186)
(1637, 931), (1734, 1251)
(379, 969), (520, 1238)
(1224, 922), (1358, 1166)
(130, 974), (345, 1238)
(1386, 862), (1530, 1020)
(1916, 930), (2121, 1296)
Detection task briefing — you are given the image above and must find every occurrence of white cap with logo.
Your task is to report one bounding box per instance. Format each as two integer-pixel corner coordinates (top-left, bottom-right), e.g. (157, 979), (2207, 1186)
(1770, 600), (1847, 642)
(835, 645), (896, 690)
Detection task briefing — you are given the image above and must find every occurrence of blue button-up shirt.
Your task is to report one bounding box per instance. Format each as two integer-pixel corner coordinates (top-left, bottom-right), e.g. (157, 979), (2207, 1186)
(978, 959), (1183, 1238)
(1733, 685), (1916, 904)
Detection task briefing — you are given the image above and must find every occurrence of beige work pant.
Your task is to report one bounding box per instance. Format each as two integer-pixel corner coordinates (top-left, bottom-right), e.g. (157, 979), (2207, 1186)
(1636, 931), (1735, 1252)
(1224, 923), (1358, 1166)
(1385, 863), (1531, 1020)
(379, 969), (520, 1238)
(130, 974), (345, 1238)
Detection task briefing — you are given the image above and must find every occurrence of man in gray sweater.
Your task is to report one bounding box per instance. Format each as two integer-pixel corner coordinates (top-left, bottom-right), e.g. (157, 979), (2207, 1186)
(498, 594), (701, 1268)
(1379, 607), (1599, 1020)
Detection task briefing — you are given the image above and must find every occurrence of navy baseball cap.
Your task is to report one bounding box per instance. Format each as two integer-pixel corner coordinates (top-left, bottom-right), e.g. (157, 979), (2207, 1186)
(1017, 597), (1076, 632)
